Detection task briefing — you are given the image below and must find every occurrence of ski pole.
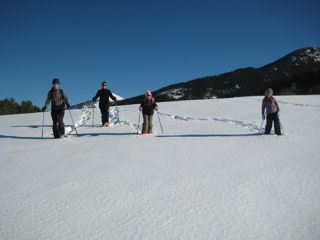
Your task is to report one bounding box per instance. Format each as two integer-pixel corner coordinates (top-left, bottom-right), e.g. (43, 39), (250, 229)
(115, 103), (120, 125)
(91, 101), (95, 128)
(68, 109), (79, 136)
(157, 111), (164, 134)
(259, 119), (264, 134)
(137, 110), (141, 135)
(41, 111), (45, 138)
(92, 107), (95, 127)
(92, 100), (96, 127)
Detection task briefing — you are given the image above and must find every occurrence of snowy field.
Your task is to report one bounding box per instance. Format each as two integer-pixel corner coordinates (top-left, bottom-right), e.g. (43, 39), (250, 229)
(1, 95), (320, 240)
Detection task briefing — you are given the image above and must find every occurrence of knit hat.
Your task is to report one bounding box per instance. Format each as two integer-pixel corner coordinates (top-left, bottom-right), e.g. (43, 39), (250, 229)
(264, 88), (273, 94)
(52, 78), (60, 85)
(145, 90), (152, 97)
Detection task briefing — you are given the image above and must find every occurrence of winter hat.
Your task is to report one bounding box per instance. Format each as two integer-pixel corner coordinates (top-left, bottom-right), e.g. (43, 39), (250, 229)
(264, 88), (273, 94)
(101, 81), (107, 86)
(145, 90), (152, 97)
(52, 78), (60, 85)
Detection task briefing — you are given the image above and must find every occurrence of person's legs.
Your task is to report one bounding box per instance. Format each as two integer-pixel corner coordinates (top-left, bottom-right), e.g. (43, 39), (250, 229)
(264, 113), (273, 134)
(51, 110), (60, 138)
(148, 115), (153, 133)
(100, 107), (106, 125)
(100, 104), (110, 126)
(58, 109), (65, 136)
(105, 105), (110, 124)
(142, 114), (149, 134)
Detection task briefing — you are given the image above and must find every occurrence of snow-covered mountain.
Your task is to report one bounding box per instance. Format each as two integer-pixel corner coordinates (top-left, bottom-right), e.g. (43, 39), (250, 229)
(120, 47), (320, 105)
(110, 93), (125, 101)
(1, 95), (320, 240)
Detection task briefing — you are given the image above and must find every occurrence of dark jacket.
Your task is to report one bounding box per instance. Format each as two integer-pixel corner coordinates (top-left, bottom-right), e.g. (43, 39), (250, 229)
(140, 98), (158, 115)
(92, 89), (116, 108)
(44, 88), (70, 110)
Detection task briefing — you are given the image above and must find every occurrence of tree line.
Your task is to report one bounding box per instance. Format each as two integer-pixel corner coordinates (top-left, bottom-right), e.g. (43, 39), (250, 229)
(0, 98), (40, 115)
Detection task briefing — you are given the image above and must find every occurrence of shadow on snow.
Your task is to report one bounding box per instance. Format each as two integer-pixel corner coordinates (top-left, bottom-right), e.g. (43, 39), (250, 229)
(0, 135), (51, 140)
(0, 132), (264, 140)
(156, 133), (262, 138)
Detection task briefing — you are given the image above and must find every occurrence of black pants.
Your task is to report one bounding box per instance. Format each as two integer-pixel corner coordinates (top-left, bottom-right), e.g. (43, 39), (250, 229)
(265, 112), (281, 135)
(99, 104), (110, 125)
(51, 108), (65, 138)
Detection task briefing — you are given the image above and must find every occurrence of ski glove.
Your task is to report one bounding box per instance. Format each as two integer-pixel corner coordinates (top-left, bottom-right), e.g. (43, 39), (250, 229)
(42, 106), (46, 112)
(66, 103), (71, 109)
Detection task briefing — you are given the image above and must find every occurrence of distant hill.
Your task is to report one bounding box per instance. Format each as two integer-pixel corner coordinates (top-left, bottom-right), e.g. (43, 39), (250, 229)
(0, 98), (40, 115)
(119, 47), (320, 105)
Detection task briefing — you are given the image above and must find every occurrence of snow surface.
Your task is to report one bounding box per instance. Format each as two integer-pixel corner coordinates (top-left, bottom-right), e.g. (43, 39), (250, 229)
(1, 96), (320, 240)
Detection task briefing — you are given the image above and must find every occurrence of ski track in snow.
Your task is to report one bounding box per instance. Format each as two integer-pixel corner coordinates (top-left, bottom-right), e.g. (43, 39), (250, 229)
(69, 105), (142, 135)
(254, 97), (320, 108)
(47, 95), (320, 138)
(42, 96), (309, 139)
(158, 112), (262, 132)
(276, 100), (320, 108)
(59, 105), (263, 137)
(47, 104), (94, 138)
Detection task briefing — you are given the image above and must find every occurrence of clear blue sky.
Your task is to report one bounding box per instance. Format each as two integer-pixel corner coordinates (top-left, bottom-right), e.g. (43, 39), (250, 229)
(0, 0), (319, 106)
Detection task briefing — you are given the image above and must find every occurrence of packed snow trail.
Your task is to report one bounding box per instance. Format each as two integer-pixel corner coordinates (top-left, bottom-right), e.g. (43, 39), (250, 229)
(158, 111), (263, 132)
(0, 96), (320, 240)
(46, 103), (122, 137)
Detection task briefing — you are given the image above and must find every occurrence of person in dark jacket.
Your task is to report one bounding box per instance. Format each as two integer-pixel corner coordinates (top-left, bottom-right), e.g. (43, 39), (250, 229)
(262, 88), (282, 135)
(92, 81), (117, 127)
(139, 91), (158, 134)
(42, 78), (71, 138)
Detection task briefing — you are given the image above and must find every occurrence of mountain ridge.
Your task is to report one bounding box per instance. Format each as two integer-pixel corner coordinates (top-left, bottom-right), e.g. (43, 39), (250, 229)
(118, 47), (320, 105)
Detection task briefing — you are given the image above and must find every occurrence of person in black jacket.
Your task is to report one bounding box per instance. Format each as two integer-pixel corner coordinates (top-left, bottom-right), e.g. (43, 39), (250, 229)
(92, 81), (117, 127)
(42, 78), (71, 138)
(139, 91), (158, 134)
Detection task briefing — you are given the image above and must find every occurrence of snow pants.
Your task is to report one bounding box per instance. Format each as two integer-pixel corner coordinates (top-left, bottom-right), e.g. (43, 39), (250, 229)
(51, 108), (65, 138)
(142, 114), (153, 134)
(99, 104), (110, 125)
(265, 112), (281, 135)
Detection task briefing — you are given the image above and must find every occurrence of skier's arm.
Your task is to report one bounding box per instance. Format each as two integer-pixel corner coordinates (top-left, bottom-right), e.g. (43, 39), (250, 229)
(275, 100), (280, 112)
(109, 90), (117, 101)
(43, 91), (51, 108)
(154, 102), (158, 111)
(64, 93), (71, 108)
(92, 90), (100, 102)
